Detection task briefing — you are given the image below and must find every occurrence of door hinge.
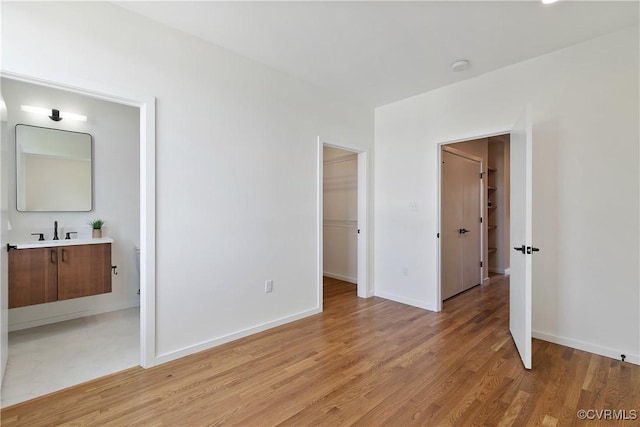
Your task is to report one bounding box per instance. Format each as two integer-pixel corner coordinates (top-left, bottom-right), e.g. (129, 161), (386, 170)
(480, 261), (483, 267)
(480, 172), (484, 179)
(437, 232), (440, 238)
(480, 217), (483, 223)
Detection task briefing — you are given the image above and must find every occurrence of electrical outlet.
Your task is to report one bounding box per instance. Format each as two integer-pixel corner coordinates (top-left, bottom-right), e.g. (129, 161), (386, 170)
(265, 280), (273, 293)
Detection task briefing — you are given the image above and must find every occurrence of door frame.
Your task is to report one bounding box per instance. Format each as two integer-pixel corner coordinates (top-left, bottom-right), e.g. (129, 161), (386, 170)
(441, 145), (484, 296)
(436, 128), (510, 312)
(317, 137), (370, 310)
(0, 91), (8, 384)
(0, 71), (158, 368)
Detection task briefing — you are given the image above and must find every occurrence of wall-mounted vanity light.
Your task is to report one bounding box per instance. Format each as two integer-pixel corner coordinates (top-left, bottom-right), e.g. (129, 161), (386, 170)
(20, 105), (87, 122)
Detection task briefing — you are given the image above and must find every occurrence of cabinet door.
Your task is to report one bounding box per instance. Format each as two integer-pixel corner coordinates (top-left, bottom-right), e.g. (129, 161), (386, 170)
(57, 244), (111, 300)
(9, 248), (58, 308)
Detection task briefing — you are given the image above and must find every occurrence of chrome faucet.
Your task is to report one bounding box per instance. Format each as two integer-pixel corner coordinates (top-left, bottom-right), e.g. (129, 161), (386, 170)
(53, 221), (59, 240)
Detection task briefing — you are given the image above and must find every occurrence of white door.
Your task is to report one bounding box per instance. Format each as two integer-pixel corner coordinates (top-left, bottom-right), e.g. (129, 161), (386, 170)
(441, 149), (482, 300)
(510, 105), (534, 369)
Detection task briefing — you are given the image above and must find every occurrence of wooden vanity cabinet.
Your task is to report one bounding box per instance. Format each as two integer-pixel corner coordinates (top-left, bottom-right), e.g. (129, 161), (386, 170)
(9, 243), (112, 308)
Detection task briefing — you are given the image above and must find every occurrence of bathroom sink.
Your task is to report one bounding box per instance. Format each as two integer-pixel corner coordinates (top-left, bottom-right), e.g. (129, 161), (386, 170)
(29, 240), (59, 245)
(15, 237), (114, 249)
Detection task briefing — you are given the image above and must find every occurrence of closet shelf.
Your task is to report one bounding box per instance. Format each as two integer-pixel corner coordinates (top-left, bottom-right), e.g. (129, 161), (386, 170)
(488, 206), (497, 209)
(488, 225), (497, 230)
(488, 247), (497, 253)
(488, 167), (497, 172)
(488, 186), (497, 191)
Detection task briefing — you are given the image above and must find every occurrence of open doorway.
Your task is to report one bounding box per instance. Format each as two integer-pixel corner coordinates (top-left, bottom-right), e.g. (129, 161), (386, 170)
(0, 77), (143, 406)
(440, 135), (511, 303)
(318, 140), (369, 310)
(322, 146), (358, 303)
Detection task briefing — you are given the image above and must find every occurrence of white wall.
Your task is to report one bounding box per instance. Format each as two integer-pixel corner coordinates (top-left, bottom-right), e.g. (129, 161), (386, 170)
(1, 2), (373, 360)
(323, 146), (357, 283)
(375, 26), (639, 363)
(1, 78), (140, 331)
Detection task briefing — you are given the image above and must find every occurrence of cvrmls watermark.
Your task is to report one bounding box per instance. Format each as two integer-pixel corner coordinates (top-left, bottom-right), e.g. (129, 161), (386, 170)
(577, 409), (637, 421)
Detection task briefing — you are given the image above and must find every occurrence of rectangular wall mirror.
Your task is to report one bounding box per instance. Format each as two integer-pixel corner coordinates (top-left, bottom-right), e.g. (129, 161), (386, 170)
(16, 124), (93, 212)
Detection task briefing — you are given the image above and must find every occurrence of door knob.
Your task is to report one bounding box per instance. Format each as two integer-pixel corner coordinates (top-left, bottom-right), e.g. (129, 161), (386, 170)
(459, 228), (470, 234)
(513, 245), (526, 253)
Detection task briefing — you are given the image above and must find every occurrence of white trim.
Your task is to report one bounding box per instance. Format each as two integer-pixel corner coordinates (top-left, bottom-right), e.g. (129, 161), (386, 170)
(317, 140), (324, 312)
(357, 151), (370, 298)
(154, 308), (322, 365)
(533, 330), (640, 366)
(318, 138), (371, 302)
(436, 127), (511, 312)
(489, 268), (510, 274)
(1, 71), (157, 368)
(374, 291), (437, 312)
(322, 272), (357, 284)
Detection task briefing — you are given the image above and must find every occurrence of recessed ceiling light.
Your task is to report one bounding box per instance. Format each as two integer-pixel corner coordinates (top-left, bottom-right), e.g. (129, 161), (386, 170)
(451, 60), (471, 72)
(542, 0), (558, 4)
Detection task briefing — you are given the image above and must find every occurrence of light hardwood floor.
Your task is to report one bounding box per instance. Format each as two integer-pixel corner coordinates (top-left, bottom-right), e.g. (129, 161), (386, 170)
(2, 276), (638, 426)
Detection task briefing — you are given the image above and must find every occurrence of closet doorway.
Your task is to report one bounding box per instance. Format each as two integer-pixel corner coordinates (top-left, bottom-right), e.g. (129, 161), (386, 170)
(323, 146), (358, 287)
(440, 135), (511, 302)
(318, 140), (369, 309)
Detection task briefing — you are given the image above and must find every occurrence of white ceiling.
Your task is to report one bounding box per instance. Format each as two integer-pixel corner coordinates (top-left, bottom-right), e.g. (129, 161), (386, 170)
(116, 1), (639, 107)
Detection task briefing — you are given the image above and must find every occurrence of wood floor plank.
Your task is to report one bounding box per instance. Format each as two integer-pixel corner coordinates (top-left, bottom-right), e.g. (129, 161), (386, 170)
(2, 276), (639, 426)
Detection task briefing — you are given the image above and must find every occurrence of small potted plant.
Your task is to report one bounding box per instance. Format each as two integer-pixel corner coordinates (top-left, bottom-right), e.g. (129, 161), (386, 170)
(89, 219), (105, 238)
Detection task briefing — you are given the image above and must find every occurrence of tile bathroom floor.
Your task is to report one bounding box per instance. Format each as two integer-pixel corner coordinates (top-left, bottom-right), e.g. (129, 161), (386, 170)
(1, 307), (139, 408)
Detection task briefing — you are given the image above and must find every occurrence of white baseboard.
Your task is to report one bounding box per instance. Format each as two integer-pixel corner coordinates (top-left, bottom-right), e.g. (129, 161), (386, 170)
(323, 271), (356, 284)
(489, 268), (509, 274)
(8, 300), (140, 332)
(533, 330), (639, 366)
(152, 307), (322, 366)
(374, 291), (437, 312)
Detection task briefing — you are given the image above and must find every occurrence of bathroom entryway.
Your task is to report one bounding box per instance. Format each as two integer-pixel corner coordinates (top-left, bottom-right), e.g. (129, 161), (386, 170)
(0, 77), (144, 406)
